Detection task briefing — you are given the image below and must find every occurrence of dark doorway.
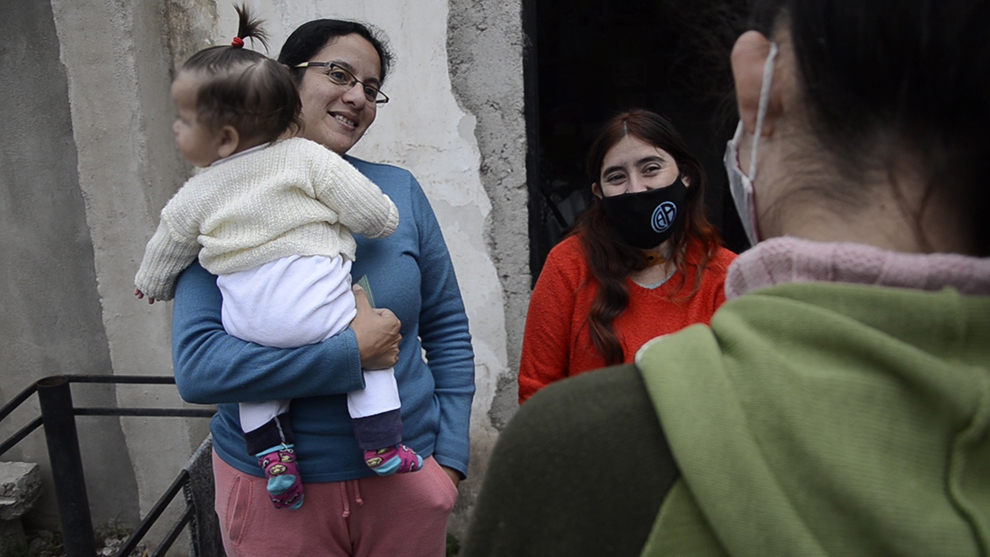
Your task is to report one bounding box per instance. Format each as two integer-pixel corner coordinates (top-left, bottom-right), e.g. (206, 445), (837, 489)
(524, 0), (751, 282)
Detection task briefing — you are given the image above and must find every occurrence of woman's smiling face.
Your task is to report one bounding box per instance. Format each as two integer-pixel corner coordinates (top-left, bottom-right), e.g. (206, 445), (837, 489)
(296, 33), (382, 154)
(595, 135), (684, 198)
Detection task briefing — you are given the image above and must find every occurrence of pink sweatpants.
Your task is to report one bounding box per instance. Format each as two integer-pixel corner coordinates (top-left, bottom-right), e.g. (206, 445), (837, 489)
(212, 450), (458, 556)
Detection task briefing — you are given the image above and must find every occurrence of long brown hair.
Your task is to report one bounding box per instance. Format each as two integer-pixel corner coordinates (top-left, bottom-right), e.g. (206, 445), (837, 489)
(575, 109), (722, 365)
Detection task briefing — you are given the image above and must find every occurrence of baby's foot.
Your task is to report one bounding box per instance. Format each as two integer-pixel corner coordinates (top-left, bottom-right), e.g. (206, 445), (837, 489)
(364, 444), (423, 476)
(257, 446), (304, 509)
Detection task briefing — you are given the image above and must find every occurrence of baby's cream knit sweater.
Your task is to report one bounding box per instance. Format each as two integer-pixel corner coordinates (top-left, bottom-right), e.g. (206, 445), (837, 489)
(134, 138), (399, 301)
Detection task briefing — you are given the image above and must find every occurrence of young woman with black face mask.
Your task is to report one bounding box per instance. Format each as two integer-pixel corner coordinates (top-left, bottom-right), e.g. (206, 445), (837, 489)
(517, 109), (737, 403)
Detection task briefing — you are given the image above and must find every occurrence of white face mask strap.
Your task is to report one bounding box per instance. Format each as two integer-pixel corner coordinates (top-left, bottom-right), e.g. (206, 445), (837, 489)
(749, 42), (779, 177)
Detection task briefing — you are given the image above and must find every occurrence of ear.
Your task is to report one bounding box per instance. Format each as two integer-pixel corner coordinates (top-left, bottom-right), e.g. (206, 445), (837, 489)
(731, 31), (781, 137)
(216, 125), (241, 159)
(591, 182), (603, 200)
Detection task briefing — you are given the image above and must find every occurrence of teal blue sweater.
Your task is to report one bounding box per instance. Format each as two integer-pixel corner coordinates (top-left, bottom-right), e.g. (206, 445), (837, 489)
(171, 157), (475, 482)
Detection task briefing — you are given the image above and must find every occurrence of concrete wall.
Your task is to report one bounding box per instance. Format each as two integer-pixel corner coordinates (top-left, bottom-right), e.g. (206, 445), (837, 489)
(446, 0), (527, 533)
(0, 0), (144, 531)
(49, 4), (210, 547)
(1, 0), (527, 548)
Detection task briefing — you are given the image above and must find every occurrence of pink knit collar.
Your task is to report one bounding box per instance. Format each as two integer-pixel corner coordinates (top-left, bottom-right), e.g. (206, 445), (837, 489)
(726, 237), (990, 300)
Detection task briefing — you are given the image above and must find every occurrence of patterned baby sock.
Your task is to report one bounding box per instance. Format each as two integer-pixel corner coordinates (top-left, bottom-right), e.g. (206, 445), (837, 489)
(364, 444), (423, 476)
(257, 445), (304, 509)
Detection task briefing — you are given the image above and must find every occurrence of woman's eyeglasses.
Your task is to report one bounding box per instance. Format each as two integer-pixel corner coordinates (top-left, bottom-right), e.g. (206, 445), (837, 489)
(294, 62), (389, 104)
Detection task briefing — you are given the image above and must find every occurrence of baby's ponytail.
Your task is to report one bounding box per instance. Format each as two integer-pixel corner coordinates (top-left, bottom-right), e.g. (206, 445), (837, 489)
(231, 4), (269, 51)
(178, 4), (302, 145)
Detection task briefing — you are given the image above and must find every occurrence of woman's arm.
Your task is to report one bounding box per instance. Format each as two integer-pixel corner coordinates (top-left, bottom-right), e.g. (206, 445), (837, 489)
(171, 261), (396, 404)
(411, 182), (475, 479)
(517, 245), (579, 403)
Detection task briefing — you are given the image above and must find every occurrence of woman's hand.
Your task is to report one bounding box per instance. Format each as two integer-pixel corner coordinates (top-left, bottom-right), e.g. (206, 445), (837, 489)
(351, 285), (401, 369)
(440, 465), (462, 489)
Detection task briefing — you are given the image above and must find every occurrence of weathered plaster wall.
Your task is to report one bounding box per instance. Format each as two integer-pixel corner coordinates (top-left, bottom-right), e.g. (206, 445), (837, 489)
(0, 0), (142, 530)
(446, 0), (528, 535)
(47, 0), (208, 550)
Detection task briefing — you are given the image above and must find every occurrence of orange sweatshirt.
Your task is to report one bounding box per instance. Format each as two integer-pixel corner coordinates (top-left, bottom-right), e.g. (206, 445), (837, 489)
(518, 235), (736, 403)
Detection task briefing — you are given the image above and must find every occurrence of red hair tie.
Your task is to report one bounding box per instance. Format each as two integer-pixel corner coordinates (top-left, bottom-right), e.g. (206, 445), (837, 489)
(231, 37), (244, 48)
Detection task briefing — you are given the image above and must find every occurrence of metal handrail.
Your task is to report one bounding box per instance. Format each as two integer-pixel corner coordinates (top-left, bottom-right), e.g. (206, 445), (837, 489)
(116, 470), (193, 557)
(0, 382), (38, 422)
(0, 374), (215, 557)
(0, 417), (44, 457)
(0, 375), (213, 454)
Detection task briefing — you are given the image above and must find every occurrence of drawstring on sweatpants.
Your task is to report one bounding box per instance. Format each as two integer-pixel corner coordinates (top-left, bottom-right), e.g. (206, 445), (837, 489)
(273, 415), (289, 446)
(339, 479), (365, 518)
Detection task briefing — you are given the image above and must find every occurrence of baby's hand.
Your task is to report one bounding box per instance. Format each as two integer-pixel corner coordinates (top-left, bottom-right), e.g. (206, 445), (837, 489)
(134, 288), (156, 304)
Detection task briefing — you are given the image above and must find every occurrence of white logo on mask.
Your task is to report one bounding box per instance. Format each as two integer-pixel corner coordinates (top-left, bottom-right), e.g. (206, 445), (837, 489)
(652, 201), (678, 233)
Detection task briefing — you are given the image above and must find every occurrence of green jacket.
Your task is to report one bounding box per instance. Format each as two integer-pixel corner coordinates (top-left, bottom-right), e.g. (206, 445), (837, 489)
(461, 282), (989, 557)
(639, 282), (990, 556)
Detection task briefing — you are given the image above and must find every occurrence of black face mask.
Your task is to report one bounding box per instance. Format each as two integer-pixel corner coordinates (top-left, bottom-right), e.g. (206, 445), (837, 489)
(599, 177), (687, 249)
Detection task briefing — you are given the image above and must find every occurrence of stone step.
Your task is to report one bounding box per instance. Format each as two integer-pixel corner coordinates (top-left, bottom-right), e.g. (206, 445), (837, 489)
(0, 461), (42, 555)
(0, 461), (41, 521)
